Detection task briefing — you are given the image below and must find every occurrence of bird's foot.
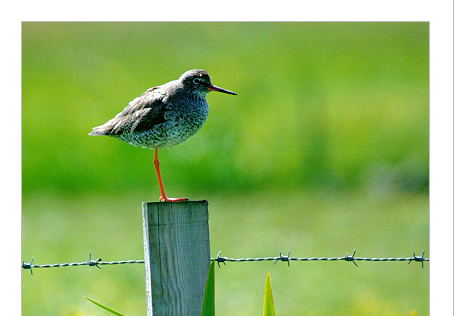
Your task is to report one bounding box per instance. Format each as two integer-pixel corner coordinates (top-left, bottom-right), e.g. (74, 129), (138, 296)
(159, 196), (189, 202)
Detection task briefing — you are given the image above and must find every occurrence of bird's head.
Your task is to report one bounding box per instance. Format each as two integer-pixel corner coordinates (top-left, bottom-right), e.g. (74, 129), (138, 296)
(180, 69), (237, 96)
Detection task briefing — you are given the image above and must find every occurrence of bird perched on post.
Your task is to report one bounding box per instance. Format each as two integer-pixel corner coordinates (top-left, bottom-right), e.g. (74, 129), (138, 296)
(89, 69), (237, 201)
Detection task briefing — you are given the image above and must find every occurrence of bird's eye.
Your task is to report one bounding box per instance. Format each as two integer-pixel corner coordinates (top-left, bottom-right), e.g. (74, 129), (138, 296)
(193, 78), (203, 85)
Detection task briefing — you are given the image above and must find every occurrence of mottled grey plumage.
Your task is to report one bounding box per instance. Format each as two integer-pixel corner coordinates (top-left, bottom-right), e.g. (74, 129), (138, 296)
(89, 69), (236, 149)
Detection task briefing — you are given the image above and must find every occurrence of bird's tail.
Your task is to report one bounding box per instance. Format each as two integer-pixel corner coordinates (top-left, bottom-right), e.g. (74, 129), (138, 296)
(88, 130), (104, 136)
(88, 125), (111, 136)
(89, 118), (121, 136)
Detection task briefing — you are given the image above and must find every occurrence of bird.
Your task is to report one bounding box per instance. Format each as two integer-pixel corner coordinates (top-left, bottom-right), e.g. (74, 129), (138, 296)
(89, 69), (237, 202)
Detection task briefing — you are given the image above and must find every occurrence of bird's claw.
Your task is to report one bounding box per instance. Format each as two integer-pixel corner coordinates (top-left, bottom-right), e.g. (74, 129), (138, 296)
(159, 196), (189, 202)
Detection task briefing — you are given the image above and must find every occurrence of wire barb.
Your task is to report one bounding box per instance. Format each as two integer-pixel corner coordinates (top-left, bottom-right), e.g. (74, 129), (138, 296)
(88, 253), (102, 269)
(274, 250), (291, 266)
(344, 249), (358, 267)
(409, 250), (426, 269)
(22, 257), (34, 275)
(215, 251), (227, 268)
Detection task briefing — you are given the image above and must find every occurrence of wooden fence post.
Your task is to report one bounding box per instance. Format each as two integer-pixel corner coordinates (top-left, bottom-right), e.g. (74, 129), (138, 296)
(142, 201), (211, 316)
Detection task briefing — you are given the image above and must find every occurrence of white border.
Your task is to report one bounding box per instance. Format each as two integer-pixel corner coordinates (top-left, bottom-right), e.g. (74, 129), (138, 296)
(2, 1), (453, 314)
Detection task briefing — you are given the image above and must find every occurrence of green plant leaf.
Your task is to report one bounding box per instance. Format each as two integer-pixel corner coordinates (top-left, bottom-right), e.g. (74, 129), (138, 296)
(201, 260), (215, 316)
(263, 272), (275, 316)
(84, 297), (124, 316)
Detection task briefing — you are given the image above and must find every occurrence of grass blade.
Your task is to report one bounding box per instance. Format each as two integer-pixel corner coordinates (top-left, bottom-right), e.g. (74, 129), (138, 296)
(84, 297), (124, 316)
(263, 272), (275, 316)
(201, 260), (215, 316)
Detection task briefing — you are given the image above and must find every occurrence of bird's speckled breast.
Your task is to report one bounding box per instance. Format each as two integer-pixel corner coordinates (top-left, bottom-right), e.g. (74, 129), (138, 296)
(121, 96), (209, 149)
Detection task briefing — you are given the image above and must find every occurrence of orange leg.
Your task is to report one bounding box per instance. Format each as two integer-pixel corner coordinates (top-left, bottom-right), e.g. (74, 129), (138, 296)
(153, 148), (188, 202)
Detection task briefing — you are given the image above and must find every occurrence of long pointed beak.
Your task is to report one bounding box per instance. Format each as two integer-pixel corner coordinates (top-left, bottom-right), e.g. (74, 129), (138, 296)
(209, 84), (237, 95)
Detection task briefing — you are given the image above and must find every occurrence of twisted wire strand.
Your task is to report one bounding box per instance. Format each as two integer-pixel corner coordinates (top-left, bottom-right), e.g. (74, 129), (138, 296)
(28, 260), (146, 268)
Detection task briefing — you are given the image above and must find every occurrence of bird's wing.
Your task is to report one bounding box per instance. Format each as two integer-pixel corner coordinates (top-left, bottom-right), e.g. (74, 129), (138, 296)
(92, 87), (171, 136)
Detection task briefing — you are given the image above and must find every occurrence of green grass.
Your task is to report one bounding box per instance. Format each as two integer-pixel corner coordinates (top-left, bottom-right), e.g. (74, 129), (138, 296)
(22, 189), (428, 315)
(201, 261), (216, 316)
(263, 273), (276, 316)
(84, 297), (124, 315)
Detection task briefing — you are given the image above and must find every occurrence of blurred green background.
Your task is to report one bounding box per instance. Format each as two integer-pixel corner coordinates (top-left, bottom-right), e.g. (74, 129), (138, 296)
(22, 22), (429, 315)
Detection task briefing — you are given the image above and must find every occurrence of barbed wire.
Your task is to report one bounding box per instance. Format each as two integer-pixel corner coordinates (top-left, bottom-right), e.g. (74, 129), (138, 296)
(22, 253), (145, 275)
(213, 250), (428, 268)
(22, 250), (428, 274)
